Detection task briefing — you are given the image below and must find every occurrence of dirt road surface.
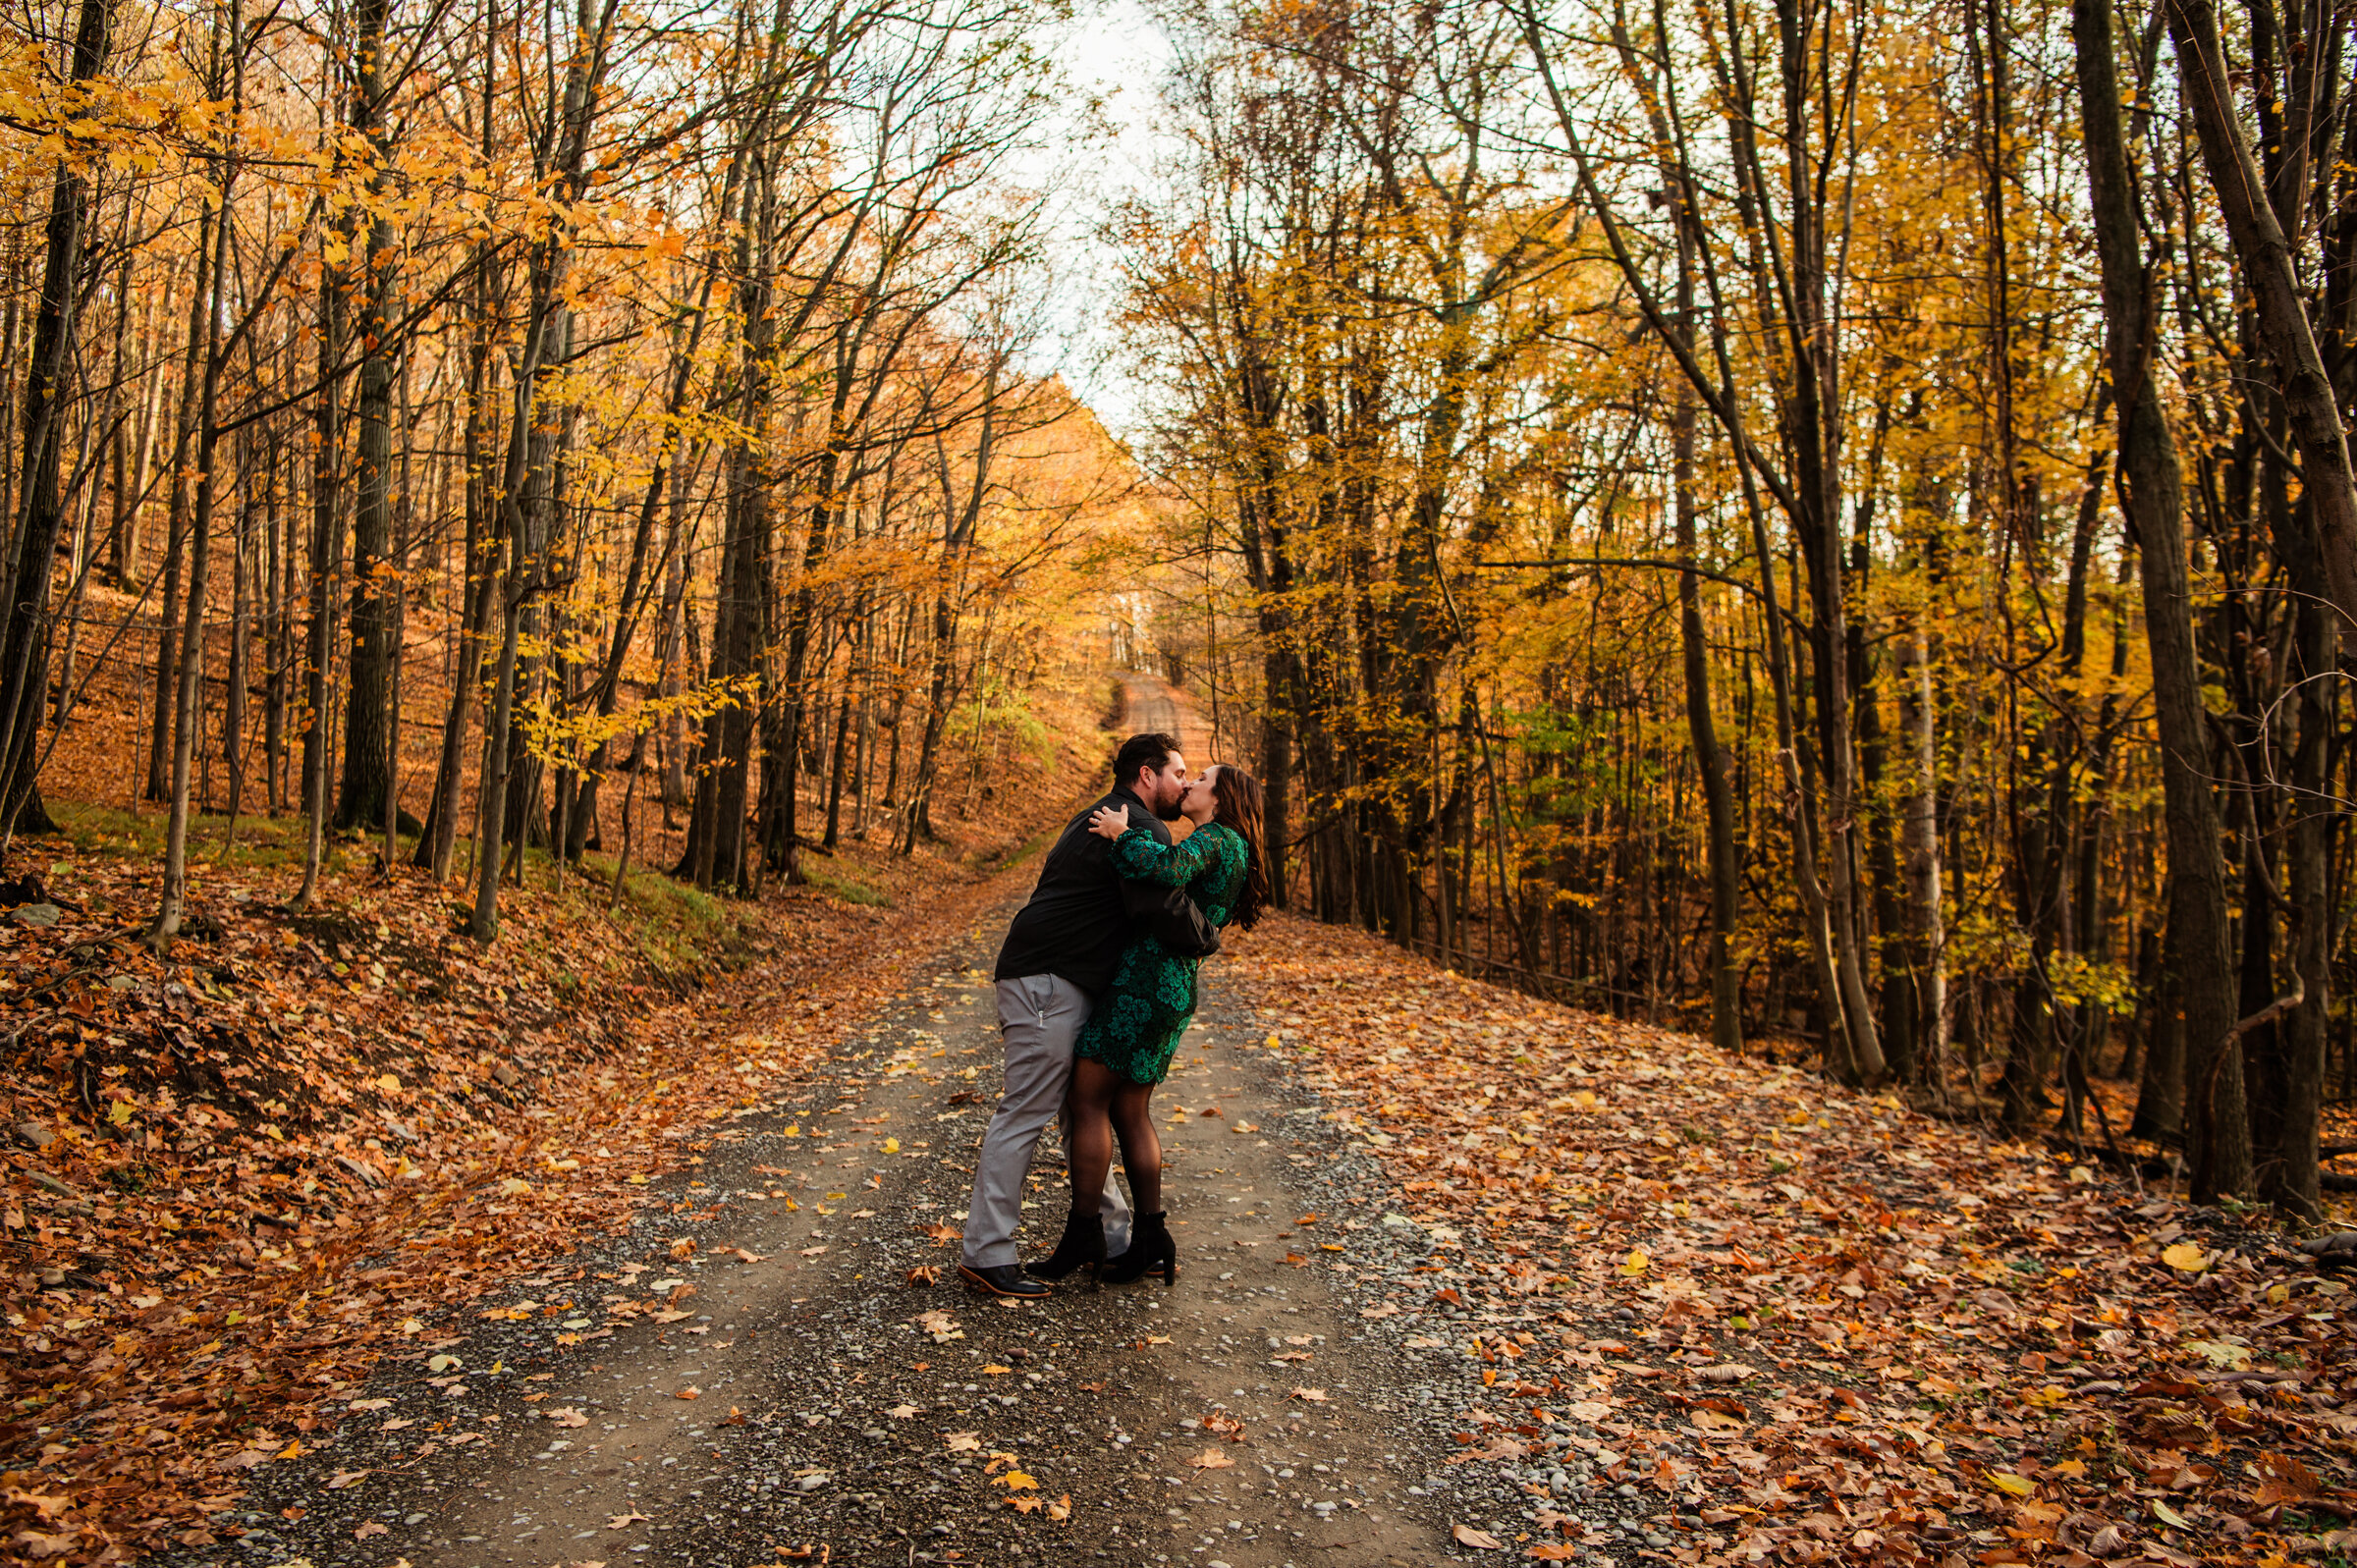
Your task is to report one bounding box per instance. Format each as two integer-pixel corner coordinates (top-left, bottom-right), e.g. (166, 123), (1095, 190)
(1112, 675), (1208, 767)
(190, 898), (1470, 1568)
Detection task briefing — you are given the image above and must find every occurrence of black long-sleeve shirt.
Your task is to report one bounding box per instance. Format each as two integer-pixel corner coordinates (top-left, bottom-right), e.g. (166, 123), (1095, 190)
(994, 784), (1221, 996)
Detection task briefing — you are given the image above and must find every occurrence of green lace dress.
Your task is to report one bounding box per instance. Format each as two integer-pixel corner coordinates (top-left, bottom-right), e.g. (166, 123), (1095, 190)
(1073, 822), (1248, 1085)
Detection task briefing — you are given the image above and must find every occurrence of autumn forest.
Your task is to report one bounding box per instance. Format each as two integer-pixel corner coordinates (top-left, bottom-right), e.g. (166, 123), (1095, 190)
(4, 0), (2357, 1555)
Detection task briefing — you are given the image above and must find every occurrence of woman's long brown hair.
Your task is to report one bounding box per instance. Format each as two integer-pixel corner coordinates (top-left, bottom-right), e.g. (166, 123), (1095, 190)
(1209, 765), (1271, 930)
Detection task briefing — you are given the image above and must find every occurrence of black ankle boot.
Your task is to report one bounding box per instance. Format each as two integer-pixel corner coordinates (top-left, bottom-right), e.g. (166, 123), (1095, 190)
(1026, 1210), (1106, 1283)
(1101, 1212), (1176, 1285)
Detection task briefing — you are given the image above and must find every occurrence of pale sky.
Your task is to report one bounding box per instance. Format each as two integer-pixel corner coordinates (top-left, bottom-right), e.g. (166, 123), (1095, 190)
(1024, 0), (1176, 439)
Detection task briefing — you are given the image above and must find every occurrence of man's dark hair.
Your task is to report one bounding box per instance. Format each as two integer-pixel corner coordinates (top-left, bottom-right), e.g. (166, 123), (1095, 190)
(1113, 731), (1181, 787)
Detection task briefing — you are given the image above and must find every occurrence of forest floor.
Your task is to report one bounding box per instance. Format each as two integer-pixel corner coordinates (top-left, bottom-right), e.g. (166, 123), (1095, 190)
(0, 676), (2348, 1568)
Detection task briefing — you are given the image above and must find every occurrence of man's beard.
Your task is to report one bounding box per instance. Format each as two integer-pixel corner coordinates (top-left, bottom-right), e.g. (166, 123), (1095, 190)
(1154, 793), (1183, 821)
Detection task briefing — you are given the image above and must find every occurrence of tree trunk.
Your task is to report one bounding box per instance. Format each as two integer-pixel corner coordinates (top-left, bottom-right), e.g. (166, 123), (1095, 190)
(1674, 375), (1740, 1055)
(2263, 592), (2330, 1217)
(1897, 617), (1946, 1084)
(336, 0), (397, 832)
(417, 264), (498, 877)
(0, 0), (110, 842)
(2165, 0), (2357, 642)
(263, 424), (286, 812)
(149, 202), (213, 809)
(295, 163), (348, 906)
(152, 1), (240, 947)
(2074, 0), (2246, 1197)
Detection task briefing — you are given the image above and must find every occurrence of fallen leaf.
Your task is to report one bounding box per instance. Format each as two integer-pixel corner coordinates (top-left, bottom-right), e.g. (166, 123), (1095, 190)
(945, 1432), (982, 1452)
(546, 1406), (589, 1427)
(608, 1511), (649, 1530)
(2260, 1450), (2324, 1495)
(355, 1522), (388, 1541)
(1188, 1448), (1236, 1469)
(2160, 1242), (2211, 1272)
(1289, 1386), (1329, 1402)
(1046, 1494), (1071, 1521)
(1453, 1524), (1505, 1549)
(887, 1403), (919, 1419)
(676, 1386), (701, 1400)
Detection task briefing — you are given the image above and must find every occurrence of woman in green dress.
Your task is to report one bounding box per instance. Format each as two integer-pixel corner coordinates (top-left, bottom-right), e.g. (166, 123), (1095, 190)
(1030, 764), (1270, 1286)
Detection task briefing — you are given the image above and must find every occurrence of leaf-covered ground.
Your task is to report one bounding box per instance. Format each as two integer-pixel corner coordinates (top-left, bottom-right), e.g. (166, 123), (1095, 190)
(1226, 919), (2349, 1566)
(4, 758), (2349, 1563)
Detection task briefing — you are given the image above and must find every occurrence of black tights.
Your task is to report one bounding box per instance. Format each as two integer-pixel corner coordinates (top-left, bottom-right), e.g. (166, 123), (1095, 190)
(1068, 1057), (1162, 1217)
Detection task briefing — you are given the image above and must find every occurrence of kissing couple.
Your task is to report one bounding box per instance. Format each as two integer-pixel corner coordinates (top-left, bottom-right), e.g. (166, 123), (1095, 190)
(957, 730), (1271, 1297)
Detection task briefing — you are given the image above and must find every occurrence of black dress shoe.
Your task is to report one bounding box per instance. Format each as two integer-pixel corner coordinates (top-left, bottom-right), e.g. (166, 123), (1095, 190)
(959, 1262), (1051, 1299)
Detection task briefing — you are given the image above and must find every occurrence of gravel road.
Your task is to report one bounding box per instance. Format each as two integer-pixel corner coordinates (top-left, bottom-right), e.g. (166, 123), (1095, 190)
(185, 896), (1492, 1568)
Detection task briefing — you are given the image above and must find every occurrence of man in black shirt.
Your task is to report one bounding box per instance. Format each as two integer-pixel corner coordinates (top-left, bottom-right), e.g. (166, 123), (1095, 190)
(959, 732), (1220, 1298)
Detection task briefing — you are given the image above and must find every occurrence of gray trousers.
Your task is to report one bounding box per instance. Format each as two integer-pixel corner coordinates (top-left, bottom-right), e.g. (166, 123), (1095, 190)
(961, 974), (1132, 1268)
